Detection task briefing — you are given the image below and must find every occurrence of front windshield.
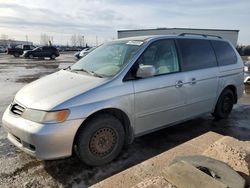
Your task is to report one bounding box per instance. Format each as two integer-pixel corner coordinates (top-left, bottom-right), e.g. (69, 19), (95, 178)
(70, 40), (143, 77)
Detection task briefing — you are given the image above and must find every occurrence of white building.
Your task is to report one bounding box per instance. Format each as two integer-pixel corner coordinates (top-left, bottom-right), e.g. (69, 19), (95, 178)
(117, 28), (239, 47)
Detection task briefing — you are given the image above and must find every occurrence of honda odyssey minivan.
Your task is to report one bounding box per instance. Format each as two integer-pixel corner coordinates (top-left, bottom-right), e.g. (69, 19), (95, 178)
(2, 34), (244, 166)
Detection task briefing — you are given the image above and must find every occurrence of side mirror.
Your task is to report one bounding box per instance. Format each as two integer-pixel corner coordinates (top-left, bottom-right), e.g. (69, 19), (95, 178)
(136, 65), (156, 78)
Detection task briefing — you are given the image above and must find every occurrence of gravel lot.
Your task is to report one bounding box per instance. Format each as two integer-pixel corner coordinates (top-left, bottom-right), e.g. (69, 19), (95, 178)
(0, 53), (250, 187)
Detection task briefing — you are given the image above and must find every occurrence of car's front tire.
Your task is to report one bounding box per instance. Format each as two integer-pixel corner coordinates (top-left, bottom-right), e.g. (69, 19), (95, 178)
(75, 114), (125, 166)
(212, 89), (234, 119)
(28, 54), (34, 59)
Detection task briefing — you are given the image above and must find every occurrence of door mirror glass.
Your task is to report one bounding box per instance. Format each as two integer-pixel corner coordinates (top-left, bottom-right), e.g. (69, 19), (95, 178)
(136, 65), (156, 78)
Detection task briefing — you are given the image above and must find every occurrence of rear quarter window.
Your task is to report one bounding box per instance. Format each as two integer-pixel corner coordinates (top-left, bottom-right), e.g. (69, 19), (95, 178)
(177, 39), (217, 71)
(211, 40), (237, 66)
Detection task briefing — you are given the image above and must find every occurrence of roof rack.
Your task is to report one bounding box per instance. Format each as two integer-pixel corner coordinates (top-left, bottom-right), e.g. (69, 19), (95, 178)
(179, 33), (222, 39)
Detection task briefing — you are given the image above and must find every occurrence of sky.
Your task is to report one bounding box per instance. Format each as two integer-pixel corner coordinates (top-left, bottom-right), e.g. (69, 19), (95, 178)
(0, 0), (249, 46)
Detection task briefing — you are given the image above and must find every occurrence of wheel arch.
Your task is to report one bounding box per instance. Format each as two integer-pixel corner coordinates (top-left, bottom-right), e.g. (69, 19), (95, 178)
(223, 84), (237, 104)
(73, 108), (134, 150)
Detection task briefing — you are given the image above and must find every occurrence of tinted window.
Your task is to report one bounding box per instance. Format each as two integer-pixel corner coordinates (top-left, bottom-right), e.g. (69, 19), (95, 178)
(211, 40), (237, 66)
(15, 44), (22, 49)
(136, 40), (179, 76)
(177, 39), (217, 71)
(50, 47), (56, 51)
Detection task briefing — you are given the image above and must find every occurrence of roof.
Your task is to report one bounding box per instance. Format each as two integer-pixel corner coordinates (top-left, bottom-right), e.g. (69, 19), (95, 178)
(115, 34), (229, 43)
(116, 35), (158, 41)
(118, 27), (239, 33)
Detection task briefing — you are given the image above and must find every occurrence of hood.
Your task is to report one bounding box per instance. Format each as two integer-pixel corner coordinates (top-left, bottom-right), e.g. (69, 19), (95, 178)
(15, 69), (106, 110)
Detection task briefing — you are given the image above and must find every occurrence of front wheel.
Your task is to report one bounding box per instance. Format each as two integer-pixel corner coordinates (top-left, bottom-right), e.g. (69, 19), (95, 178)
(212, 89), (234, 119)
(75, 114), (125, 166)
(28, 54), (34, 59)
(50, 54), (56, 60)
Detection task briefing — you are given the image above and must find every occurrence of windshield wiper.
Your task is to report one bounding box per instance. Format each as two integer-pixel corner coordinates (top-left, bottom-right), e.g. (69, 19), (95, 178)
(71, 68), (103, 78)
(71, 68), (91, 74)
(89, 71), (104, 78)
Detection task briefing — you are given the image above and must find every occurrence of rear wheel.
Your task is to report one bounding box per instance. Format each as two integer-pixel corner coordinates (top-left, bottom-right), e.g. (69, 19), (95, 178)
(212, 89), (234, 119)
(75, 114), (125, 166)
(13, 52), (20, 58)
(50, 54), (56, 60)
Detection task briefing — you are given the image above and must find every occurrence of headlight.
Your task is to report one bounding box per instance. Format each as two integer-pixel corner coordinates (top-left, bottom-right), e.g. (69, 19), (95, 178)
(22, 109), (70, 123)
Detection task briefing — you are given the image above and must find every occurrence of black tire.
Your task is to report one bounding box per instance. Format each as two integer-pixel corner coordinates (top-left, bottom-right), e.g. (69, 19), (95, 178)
(28, 54), (34, 59)
(50, 54), (56, 60)
(13, 52), (20, 58)
(213, 89), (234, 119)
(75, 114), (125, 166)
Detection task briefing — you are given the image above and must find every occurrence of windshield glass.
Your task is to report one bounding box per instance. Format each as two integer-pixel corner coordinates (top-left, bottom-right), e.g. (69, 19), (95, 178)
(70, 40), (143, 77)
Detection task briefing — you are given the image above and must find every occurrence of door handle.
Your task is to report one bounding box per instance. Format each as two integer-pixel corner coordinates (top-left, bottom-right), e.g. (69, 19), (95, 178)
(175, 80), (183, 88)
(190, 78), (196, 85)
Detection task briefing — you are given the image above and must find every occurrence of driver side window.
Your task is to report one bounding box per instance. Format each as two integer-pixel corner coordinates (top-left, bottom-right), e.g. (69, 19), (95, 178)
(136, 40), (180, 77)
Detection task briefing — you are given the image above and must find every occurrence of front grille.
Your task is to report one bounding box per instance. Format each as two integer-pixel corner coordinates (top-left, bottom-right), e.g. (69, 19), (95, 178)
(10, 102), (25, 116)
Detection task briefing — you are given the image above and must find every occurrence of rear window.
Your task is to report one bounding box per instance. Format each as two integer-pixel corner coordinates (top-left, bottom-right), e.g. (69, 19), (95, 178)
(48, 47), (57, 51)
(211, 40), (237, 66)
(177, 39), (217, 71)
(42, 47), (49, 50)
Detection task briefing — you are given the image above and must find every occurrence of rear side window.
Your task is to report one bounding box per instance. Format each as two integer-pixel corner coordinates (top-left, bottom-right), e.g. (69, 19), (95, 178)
(211, 40), (237, 66)
(177, 39), (217, 71)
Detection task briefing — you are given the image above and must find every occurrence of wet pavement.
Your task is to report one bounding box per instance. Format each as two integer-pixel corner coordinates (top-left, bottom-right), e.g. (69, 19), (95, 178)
(0, 53), (250, 187)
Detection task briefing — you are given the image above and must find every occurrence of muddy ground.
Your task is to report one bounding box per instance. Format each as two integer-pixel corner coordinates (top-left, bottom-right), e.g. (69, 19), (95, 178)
(0, 53), (250, 188)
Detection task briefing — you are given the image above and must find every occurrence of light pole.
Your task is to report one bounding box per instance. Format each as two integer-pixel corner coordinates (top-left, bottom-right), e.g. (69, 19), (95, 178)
(82, 35), (84, 48)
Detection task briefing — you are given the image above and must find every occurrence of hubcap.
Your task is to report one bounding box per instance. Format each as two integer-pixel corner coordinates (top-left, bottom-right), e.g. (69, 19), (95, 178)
(89, 127), (117, 157)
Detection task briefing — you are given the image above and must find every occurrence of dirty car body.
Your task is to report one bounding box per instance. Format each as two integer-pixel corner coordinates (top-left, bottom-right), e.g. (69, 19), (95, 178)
(2, 35), (244, 163)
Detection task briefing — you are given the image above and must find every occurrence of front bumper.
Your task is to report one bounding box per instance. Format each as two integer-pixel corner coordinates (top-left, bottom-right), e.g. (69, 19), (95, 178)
(2, 105), (84, 160)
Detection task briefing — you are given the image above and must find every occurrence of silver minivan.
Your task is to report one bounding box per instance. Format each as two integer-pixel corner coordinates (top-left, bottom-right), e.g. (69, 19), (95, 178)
(2, 34), (244, 166)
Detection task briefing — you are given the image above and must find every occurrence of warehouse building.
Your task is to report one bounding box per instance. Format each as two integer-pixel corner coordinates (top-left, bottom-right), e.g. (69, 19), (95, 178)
(0, 39), (33, 48)
(118, 28), (239, 47)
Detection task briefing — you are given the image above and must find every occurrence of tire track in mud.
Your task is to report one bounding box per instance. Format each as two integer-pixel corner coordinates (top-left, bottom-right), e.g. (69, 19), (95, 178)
(0, 160), (42, 179)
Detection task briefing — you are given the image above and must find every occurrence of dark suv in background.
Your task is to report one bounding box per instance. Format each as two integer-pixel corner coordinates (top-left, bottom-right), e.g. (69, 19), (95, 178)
(7, 44), (36, 57)
(23, 46), (60, 59)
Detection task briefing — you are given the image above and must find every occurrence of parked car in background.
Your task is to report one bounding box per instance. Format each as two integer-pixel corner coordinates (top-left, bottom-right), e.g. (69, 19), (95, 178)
(74, 47), (92, 60)
(79, 47), (91, 58)
(7, 44), (36, 57)
(73, 51), (81, 60)
(244, 61), (250, 84)
(2, 35), (244, 166)
(23, 46), (60, 59)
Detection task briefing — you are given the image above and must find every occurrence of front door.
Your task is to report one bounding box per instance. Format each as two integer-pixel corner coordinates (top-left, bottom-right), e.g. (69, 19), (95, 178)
(132, 39), (188, 135)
